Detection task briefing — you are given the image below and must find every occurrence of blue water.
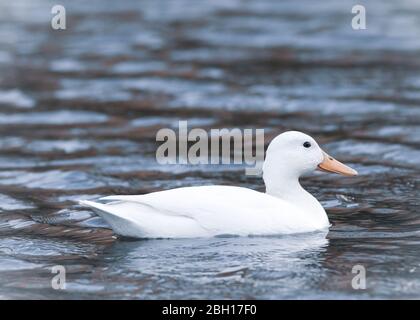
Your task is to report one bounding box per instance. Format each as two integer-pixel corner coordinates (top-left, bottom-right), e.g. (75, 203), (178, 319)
(0, 0), (419, 299)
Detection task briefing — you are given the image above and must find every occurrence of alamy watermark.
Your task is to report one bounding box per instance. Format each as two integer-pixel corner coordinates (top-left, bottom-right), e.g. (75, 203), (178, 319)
(351, 4), (367, 30)
(156, 121), (265, 176)
(51, 5), (66, 30)
(351, 264), (366, 290)
(51, 265), (66, 290)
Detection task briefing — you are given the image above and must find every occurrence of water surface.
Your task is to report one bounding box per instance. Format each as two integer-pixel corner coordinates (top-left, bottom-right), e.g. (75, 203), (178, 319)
(0, 0), (419, 299)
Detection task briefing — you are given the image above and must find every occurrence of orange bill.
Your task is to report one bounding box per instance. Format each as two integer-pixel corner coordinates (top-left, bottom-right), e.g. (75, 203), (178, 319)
(317, 151), (358, 176)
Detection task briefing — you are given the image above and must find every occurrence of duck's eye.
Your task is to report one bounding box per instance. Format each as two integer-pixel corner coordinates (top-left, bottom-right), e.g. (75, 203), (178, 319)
(303, 141), (311, 148)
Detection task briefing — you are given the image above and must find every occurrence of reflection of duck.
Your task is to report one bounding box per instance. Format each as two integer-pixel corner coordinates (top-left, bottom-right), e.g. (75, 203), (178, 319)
(80, 131), (357, 239)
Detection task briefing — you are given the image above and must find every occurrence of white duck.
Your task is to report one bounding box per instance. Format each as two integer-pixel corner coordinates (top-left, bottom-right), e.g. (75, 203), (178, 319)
(80, 131), (357, 239)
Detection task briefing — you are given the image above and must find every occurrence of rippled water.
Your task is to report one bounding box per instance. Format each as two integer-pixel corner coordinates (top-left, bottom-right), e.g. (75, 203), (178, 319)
(0, 0), (419, 299)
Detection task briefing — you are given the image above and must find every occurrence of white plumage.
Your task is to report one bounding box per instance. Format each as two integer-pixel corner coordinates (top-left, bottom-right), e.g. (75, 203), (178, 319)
(79, 131), (357, 238)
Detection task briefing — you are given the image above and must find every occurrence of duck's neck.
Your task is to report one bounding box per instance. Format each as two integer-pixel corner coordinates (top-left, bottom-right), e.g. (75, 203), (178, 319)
(263, 171), (328, 224)
(265, 176), (316, 207)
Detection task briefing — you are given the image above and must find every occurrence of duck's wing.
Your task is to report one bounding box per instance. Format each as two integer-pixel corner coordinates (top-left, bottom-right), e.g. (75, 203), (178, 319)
(80, 186), (313, 238)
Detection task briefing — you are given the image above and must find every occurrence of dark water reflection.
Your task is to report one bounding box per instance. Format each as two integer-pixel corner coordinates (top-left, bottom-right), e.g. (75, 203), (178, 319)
(0, 0), (419, 299)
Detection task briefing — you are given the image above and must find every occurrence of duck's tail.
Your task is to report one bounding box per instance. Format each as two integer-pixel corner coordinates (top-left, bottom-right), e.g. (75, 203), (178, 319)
(78, 200), (144, 238)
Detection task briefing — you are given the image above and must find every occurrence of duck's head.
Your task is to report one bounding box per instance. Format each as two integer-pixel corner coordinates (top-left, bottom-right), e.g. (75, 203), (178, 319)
(263, 131), (357, 183)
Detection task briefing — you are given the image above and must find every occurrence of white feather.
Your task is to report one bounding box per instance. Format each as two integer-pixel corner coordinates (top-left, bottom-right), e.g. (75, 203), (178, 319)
(78, 131), (345, 239)
(80, 185), (328, 238)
